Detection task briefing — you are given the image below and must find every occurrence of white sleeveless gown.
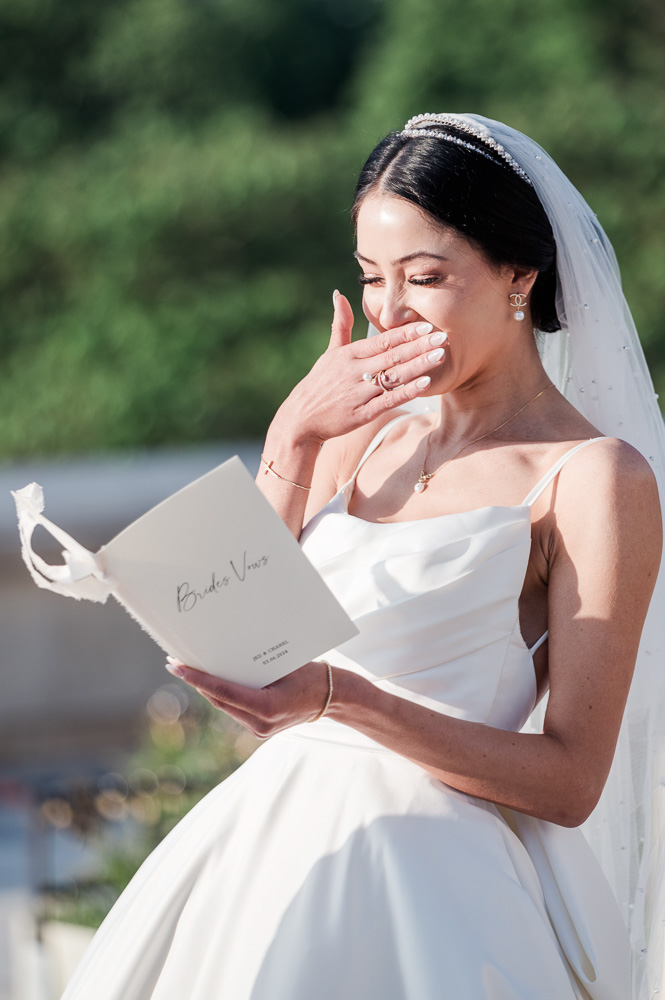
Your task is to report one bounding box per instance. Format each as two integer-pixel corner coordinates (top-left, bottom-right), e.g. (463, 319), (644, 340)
(61, 419), (631, 1000)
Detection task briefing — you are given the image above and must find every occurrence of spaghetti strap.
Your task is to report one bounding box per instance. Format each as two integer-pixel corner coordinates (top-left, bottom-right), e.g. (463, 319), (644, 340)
(521, 437), (605, 507)
(345, 413), (413, 487)
(529, 630), (549, 655)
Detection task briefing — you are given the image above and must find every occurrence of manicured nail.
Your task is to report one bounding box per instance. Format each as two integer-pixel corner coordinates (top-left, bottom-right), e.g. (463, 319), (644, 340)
(416, 376), (431, 389)
(429, 331), (448, 346)
(416, 322), (433, 334)
(332, 289), (339, 306)
(427, 348), (445, 363)
(165, 657), (185, 677)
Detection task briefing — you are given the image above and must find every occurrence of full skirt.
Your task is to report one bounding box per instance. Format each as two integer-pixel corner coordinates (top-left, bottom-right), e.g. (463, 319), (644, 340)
(62, 720), (630, 1000)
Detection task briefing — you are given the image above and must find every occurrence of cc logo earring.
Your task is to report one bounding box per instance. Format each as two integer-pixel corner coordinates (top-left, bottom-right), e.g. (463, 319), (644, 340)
(509, 293), (528, 321)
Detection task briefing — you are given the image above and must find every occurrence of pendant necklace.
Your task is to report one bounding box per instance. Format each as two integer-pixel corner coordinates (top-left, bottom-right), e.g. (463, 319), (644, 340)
(413, 382), (556, 494)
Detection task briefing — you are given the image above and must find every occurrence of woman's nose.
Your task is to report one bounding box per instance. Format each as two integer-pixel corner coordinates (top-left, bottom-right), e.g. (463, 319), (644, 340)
(378, 296), (418, 330)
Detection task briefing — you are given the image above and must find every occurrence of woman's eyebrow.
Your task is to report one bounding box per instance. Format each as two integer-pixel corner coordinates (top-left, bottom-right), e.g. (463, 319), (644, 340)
(353, 251), (449, 265)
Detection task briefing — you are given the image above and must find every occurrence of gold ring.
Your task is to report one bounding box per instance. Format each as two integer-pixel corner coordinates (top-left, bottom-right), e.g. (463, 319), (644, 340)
(363, 369), (397, 392)
(362, 369), (398, 392)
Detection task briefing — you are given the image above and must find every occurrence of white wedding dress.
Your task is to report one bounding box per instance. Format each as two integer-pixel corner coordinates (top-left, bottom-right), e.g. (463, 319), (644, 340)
(61, 416), (631, 1000)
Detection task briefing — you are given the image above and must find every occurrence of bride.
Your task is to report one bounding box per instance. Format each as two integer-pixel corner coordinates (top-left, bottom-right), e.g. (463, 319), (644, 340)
(62, 115), (665, 1000)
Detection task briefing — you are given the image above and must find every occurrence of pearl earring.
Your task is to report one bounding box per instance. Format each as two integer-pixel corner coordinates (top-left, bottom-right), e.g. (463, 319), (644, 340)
(509, 293), (527, 321)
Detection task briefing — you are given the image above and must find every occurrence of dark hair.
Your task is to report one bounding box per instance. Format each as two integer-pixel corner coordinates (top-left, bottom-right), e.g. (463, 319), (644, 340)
(352, 127), (560, 333)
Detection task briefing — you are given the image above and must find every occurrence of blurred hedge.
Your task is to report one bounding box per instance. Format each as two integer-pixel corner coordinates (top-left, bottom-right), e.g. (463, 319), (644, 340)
(0, 0), (663, 457)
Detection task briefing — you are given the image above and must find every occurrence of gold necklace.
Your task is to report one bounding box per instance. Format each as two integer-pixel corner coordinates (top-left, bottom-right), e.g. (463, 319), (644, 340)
(413, 383), (555, 494)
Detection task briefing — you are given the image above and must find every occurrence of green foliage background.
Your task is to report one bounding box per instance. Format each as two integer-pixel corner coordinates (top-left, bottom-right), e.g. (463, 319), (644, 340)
(1, 0), (663, 457)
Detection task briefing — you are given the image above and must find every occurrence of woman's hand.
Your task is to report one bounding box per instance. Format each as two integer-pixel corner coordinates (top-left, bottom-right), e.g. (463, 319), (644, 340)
(257, 290), (446, 537)
(165, 658), (332, 739)
(274, 291), (446, 447)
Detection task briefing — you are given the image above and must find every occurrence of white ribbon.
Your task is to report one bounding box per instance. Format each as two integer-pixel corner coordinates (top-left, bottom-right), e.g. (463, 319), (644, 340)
(11, 483), (114, 603)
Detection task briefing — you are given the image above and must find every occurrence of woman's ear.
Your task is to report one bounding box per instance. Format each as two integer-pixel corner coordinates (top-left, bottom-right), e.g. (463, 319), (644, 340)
(509, 267), (539, 297)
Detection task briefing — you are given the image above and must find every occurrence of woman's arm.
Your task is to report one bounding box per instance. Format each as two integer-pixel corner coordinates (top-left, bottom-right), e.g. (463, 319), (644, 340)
(255, 292), (446, 537)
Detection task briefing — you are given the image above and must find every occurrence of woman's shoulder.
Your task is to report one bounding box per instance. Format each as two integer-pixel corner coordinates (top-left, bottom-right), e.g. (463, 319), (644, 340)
(557, 435), (657, 496)
(550, 435), (661, 549)
(529, 390), (658, 507)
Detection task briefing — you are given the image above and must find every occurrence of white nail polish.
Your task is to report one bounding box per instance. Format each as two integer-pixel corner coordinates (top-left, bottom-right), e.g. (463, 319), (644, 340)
(332, 289), (339, 307)
(427, 348), (445, 363)
(416, 322), (433, 334)
(416, 376), (431, 389)
(429, 331), (448, 346)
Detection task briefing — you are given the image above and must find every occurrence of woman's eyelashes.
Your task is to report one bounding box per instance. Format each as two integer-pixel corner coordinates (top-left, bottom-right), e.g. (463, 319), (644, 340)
(409, 276), (441, 286)
(357, 274), (442, 287)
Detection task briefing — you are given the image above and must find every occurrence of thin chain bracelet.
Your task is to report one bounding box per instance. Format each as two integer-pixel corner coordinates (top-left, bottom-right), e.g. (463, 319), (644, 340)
(309, 660), (333, 722)
(260, 455), (312, 491)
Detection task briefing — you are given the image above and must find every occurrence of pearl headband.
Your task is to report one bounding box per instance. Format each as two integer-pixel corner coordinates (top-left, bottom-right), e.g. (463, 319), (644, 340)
(401, 113), (534, 186)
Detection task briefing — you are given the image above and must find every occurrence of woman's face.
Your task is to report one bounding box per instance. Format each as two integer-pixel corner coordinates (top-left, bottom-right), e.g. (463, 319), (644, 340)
(355, 192), (531, 395)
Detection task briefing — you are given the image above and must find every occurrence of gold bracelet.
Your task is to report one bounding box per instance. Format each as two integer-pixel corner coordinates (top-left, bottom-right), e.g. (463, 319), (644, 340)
(309, 660), (333, 722)
(260, 455), (311, 491)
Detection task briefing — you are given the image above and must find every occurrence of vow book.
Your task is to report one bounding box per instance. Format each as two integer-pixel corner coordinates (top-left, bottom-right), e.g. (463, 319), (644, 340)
(11, 457), (358, 687)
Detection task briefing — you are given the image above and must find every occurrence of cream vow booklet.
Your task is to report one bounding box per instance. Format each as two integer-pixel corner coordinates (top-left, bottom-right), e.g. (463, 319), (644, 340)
(12, 457), (358, 687)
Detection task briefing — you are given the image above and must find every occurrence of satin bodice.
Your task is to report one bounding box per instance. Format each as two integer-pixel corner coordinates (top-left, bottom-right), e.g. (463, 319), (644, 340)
(296, 420), (602, 742)
(300, 489), (538, 732)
